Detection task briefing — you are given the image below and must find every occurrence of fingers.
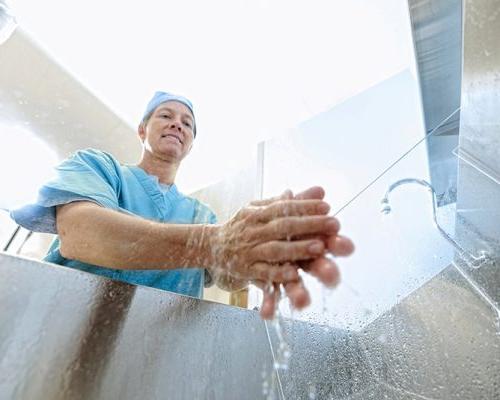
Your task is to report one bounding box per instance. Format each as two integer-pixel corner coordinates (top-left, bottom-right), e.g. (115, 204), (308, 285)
(283, 277), (311, 310)
(253, 280), (310, 319)
(229, 186), (352, 321)
(326, 235), (355, 256)
(300, 256), (340, 287)
(248, 262), (299, 282)
(260, 283), (280, 320)
(291, 232), (353, 258)
(250, 239), (325, 263)
(249, 216), (340, 242)
(250, 199), (330, 223)
(252, 280), (280, 319)
(293, 186), (325, 201)
(250, 186), (326, 207)
(250, 189), (294, 206)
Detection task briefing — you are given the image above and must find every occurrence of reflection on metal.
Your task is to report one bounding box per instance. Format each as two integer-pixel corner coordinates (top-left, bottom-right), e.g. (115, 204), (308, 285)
(455, 0), (500, 307)
(407, 0), (462, 136)
(1, 246), (500, 399)
(381, 178), (491, 268)
(453, 145), (500, 186)
(0, 253), (278, 400)
(270, 265), (500, 399)
(452, 261), (500, 325)
(407, 0), (463, 204)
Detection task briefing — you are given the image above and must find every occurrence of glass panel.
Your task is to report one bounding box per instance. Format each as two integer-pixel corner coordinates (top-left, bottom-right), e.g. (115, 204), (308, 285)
(250, 69), (461, 329)
(255, 93), (500, 400)
(250, 6), (500, 396)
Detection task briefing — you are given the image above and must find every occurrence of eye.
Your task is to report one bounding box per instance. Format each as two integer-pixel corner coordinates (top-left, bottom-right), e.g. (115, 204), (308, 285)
(160, 114), (171, 119)
(183, 121), (192, 128)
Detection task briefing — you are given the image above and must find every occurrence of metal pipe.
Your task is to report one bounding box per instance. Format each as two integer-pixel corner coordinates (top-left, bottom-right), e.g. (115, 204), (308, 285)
(381, 178), (491, 268)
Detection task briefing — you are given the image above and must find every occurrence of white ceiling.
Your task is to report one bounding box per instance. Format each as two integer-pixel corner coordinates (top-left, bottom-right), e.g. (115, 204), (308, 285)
(9, 0), (416, 193)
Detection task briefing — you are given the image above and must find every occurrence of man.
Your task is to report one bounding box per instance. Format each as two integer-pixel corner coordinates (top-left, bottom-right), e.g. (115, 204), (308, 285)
(11, 91), (354, 319)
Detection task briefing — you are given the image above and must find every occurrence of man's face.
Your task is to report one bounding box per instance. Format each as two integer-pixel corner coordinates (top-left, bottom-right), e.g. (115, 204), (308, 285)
(139, 101), (195, 162)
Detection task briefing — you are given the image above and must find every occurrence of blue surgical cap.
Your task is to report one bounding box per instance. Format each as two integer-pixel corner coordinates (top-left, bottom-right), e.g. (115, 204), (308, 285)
(142, 91), (196, 137)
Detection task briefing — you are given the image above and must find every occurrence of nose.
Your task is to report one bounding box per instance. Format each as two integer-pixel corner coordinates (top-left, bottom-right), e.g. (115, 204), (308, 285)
(168, 121), (182, 132)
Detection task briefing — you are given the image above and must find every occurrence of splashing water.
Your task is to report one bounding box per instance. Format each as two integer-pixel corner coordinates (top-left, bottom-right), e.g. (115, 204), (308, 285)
(262, 285), (291, 400)
(272, 286), (291, 371)
(308, 384), (317, 399)
(272, 312), (291, 371)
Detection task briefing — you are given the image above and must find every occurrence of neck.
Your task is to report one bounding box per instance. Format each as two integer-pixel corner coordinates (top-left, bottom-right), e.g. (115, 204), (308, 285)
(136, 151), (178, 185)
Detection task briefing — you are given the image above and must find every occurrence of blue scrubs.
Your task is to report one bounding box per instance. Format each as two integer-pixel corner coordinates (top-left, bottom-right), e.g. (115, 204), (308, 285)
(10, 148), (217, 298)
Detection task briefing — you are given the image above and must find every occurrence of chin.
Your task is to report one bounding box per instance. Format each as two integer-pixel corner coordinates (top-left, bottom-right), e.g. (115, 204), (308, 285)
(156, 148), (182, 161)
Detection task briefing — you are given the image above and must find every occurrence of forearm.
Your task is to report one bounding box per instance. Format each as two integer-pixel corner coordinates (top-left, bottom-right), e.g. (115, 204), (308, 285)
(57, 202), (217, 270)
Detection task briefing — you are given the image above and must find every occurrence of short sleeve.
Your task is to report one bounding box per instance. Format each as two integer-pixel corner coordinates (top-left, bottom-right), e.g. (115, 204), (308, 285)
(10, 149), (122, 234)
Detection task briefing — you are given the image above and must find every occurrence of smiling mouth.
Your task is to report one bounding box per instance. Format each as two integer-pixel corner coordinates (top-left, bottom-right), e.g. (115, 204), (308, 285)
(161, 134), (183, 145)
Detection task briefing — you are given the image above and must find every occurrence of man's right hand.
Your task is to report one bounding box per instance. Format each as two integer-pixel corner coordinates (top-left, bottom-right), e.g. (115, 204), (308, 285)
(253, 187), (354, 319)
(207, 186), (354, 319)
(208, 195), (338, 284)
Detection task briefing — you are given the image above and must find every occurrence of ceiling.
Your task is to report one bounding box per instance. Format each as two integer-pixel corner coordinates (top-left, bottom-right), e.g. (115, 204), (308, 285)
(5, 0), (417, 193)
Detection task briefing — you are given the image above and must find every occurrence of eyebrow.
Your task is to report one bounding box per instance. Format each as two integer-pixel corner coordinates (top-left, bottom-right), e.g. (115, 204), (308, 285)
(156, 106), (194, 123)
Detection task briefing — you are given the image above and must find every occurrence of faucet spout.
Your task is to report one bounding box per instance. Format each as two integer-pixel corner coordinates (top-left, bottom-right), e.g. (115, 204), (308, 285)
(381, 178), (490, 269)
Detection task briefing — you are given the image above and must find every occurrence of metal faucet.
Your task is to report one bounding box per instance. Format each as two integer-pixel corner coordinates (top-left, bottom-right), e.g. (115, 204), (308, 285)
(381, 178), (491, 269)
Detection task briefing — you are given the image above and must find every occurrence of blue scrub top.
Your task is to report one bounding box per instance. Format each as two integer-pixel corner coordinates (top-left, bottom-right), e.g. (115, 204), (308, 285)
(11, 149), (217, 298)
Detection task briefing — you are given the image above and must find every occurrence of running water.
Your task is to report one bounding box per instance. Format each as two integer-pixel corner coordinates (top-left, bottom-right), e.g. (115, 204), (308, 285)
(272, 308), (291, 371)
(261, 285), (291, 399)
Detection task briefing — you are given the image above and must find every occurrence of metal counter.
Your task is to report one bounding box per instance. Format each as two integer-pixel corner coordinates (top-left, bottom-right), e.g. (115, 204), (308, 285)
(2, 253), (499, 399)
(0, 253), (278, 400)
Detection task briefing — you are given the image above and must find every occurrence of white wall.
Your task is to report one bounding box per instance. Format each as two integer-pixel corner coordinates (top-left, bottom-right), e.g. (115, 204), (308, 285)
(0, 28), (139, 259)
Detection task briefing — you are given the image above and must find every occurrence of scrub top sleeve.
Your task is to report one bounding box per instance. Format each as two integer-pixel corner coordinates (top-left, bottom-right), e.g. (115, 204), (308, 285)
(10, 148), (121, 234)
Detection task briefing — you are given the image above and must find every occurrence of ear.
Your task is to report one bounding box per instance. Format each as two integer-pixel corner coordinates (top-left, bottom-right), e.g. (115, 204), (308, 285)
(138, 123), (146, 142)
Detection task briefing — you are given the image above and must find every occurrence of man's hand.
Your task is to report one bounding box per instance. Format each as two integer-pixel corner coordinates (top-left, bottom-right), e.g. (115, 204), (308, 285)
(249, 187), (354, 319)
(208, 194), (338, 286)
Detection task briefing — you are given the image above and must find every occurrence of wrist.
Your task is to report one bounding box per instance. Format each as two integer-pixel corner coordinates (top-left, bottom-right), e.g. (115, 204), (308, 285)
(193, 223), (221, 270)
(195, 223), (248, 292)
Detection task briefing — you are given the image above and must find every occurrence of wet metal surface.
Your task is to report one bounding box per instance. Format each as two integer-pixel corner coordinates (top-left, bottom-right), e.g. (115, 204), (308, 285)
(0, 253), (277, 400)
(271, 265), (500, 399)
(407, 0), (462, 137)
(408, 0), (462, 203)
(456, 0), (500, 307)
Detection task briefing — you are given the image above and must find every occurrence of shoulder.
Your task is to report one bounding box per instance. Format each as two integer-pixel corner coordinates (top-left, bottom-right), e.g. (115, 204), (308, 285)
(63, 148), (122, 176)
(68, 148), (120, 167)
